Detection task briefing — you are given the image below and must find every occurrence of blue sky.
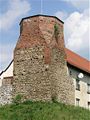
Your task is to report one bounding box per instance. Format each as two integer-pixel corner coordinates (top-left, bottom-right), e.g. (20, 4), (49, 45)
(0, 0), (89, 71)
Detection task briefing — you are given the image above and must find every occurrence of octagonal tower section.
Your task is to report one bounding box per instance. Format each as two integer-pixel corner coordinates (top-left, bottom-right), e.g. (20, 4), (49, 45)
(13, 15), (75, 105)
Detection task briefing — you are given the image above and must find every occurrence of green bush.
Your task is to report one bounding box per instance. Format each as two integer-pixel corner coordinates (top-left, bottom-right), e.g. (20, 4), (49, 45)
(12, 94), (23, 105)
(54, 24), (60, 34)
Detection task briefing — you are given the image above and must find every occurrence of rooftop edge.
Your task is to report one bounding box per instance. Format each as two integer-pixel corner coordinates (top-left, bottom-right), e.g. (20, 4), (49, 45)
(19, 14), (64, 25)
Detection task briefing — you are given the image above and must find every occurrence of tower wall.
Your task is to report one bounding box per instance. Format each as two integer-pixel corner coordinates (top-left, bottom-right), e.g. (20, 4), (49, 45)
(13, 15), (75, 104)
(0, 77), (13, 105)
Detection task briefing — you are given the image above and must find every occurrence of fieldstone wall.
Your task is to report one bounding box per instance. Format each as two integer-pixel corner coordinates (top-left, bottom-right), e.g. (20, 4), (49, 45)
(0, 77), (13, 105)
(13, 15), (75, 105)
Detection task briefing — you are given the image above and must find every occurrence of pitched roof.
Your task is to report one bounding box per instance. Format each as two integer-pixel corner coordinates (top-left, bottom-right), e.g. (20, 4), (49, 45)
(65, 48), (90, 73)
(0, 60), (13, 76)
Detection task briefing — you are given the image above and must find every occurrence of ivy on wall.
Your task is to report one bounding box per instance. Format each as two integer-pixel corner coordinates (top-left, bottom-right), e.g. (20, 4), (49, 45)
(54, 24), (59, 43)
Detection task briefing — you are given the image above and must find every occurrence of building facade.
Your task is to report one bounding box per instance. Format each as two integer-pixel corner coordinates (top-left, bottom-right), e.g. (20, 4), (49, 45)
(66, 49), (90, 109)
(0, 15), (90, 109)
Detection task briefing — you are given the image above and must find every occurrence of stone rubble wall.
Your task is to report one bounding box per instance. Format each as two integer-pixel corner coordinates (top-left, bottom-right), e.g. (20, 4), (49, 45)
(50, 48), (75, 105)
(0, 77), (13, 105)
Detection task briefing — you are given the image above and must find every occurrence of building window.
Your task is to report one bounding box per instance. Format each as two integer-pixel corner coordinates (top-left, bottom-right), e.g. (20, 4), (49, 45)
(76, 98), (80, 106)
(88, 102), (90, 110)
(87, 84), (90, 94)
(76, 79), (80, 91)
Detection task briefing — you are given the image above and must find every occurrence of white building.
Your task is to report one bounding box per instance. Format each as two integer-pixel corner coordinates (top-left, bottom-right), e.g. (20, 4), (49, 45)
(0, 61), (13, 86)
(66, 48), (90, 109)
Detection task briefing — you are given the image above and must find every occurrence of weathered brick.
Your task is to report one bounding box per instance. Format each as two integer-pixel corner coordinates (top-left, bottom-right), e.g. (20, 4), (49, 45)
(12, 15), (75, 105)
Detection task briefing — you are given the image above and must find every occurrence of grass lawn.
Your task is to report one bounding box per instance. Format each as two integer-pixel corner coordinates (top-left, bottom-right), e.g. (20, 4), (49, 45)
(0, 101), (90, 120)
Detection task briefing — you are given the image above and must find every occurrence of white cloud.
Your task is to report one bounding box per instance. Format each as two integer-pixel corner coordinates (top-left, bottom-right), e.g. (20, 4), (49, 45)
(64, 9), (89, 51)
(61, 0), (89, 10)
(55, 8), (90, 59)
(70, 0), (89, 10)
(0, 0), (31, 31)
(55, 11), (68, 21)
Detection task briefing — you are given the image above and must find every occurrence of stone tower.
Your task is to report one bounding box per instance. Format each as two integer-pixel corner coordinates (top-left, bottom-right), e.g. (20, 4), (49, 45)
(13, 15), (75, 105)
